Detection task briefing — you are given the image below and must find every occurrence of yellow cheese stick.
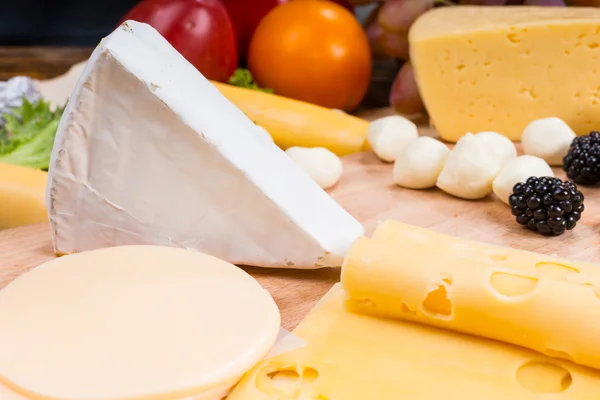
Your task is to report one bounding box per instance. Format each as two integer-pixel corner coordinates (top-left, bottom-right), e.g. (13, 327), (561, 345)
(341, 220), (600, 370)
(211, 81), (370, 156)
(228, 284), (600, 399)
(0, 163), (48, 229)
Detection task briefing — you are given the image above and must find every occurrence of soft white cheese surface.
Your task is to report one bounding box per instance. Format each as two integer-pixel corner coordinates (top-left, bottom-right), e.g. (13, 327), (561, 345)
(46, 21), (364, 269)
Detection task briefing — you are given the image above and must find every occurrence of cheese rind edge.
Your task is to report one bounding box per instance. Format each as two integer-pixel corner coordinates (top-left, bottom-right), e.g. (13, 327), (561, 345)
(45, 21), (364, 269)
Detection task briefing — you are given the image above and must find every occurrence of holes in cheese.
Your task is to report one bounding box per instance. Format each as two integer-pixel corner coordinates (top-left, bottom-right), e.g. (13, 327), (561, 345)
(535, 262), (580, 280)
(0, 246), (281, 400)
(355, 298), (376, 307)
(409, 6), (600, 141)
(516, 361), (573, 393)
(341, 220), (600, 370)
(489, 272), (538, 297)
(302, 367), (320, 383)
(489, 254), (508, 262)
(268, 369), (301, 391)
(544, 348), (574, 363)
(441, 272), (453, 284)
(228, 285), (600, 399)
(401, 303), (416, 315)
(422, 283), (453, 318)
(256, 365), (322, 399)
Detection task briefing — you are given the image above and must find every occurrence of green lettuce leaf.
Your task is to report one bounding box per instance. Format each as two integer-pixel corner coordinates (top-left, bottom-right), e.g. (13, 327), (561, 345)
(0, 98), (64, 170)
(227, 68), (274, 93)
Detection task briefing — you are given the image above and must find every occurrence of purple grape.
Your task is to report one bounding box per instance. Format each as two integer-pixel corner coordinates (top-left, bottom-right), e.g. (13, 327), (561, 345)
(390, 61), (426, 115)
(364, 4), (410, 60)
(378, 0), (435, 35)
(568, 0), (600, 6)
(459, 0), (510, 5)
(523, 0), (566, 6)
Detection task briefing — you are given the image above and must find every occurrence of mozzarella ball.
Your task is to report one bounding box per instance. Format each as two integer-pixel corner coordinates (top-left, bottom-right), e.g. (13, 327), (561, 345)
(474, 131), (517, 167)
(492, 155), (555, 205)
(521, 117), (576, 166)
(367, 115), (419, 162)
(286, 147), (343, 189)
(436, 133), (504, 199)
(393, 137), (450, 189)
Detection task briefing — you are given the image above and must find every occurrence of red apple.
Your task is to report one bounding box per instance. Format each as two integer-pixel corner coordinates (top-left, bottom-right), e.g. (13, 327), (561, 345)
(120, 0), (238, 82)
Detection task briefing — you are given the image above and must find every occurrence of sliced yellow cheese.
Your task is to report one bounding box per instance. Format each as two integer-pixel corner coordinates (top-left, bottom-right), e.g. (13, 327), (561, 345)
(0, 245), (280, 400)
(341, 220), (600, 370)
(228, 283), (600, 399)
(0, 163), (48, 229)
(409, 6), (600, 141)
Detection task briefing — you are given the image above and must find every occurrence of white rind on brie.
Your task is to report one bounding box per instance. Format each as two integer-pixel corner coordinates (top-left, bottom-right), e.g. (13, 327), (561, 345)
(45, 21), (364, 269)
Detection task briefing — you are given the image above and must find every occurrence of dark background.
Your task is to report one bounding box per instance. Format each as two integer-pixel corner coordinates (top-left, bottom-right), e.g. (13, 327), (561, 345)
(0, 1), (375, 46)
(0, 0), (139, 46)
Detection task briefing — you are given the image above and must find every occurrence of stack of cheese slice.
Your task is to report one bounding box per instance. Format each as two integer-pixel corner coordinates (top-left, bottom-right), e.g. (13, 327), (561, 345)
(45, 20), (364, 270)
(228, 221), (600, 399)
(0, 245), (282, 400)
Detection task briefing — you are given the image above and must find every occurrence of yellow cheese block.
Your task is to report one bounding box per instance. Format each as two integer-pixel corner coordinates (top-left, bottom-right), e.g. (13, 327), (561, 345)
(341, 220), (600, 370)
(409, 6), (600, 141)
(0, 163), (48, 229)
(228, 283), (600, 399)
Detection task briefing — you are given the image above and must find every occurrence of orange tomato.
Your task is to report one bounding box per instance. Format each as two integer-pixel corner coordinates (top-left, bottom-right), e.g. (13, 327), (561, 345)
(248, 0), (372, 111)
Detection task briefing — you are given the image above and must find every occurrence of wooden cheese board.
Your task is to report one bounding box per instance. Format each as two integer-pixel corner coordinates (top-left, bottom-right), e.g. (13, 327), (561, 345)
(1, 150), (599, 330)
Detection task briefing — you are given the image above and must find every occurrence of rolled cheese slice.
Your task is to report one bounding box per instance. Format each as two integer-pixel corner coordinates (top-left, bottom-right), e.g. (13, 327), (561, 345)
(0, 245), (281, 400)
(341, 220), (600, 370)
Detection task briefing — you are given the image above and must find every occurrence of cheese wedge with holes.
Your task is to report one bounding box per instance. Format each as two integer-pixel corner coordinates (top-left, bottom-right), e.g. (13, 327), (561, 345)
(409, 6), (600, 141)
(228, 283), (600, 399)
(0, 245), (280, 400)
(341, 220), (600, 370)
(45, 21), (364, 269)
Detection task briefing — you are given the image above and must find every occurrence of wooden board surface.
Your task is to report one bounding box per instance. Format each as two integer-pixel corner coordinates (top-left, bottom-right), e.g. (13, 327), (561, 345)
(1, 151), (599, 330)
(0, 46), (92, 81)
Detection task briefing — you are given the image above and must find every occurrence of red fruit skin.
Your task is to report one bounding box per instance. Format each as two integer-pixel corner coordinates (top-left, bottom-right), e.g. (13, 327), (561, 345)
(222, 0), (354, 59)
(119, 0), (238, 82)
(221, 0), (286, 60)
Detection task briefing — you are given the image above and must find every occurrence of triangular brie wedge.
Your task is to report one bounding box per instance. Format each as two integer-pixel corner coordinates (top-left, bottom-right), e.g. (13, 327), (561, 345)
(46, 21), (364, 269)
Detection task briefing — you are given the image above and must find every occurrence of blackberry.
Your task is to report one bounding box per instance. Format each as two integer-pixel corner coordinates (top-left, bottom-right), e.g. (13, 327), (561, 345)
(562, 131), (600, 185)
(509, 177), (584, 236)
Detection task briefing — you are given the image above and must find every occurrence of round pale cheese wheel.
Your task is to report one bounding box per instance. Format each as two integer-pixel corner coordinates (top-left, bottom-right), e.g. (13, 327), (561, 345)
(0, 384), (27, 400)
(0, 245), (280, 400)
